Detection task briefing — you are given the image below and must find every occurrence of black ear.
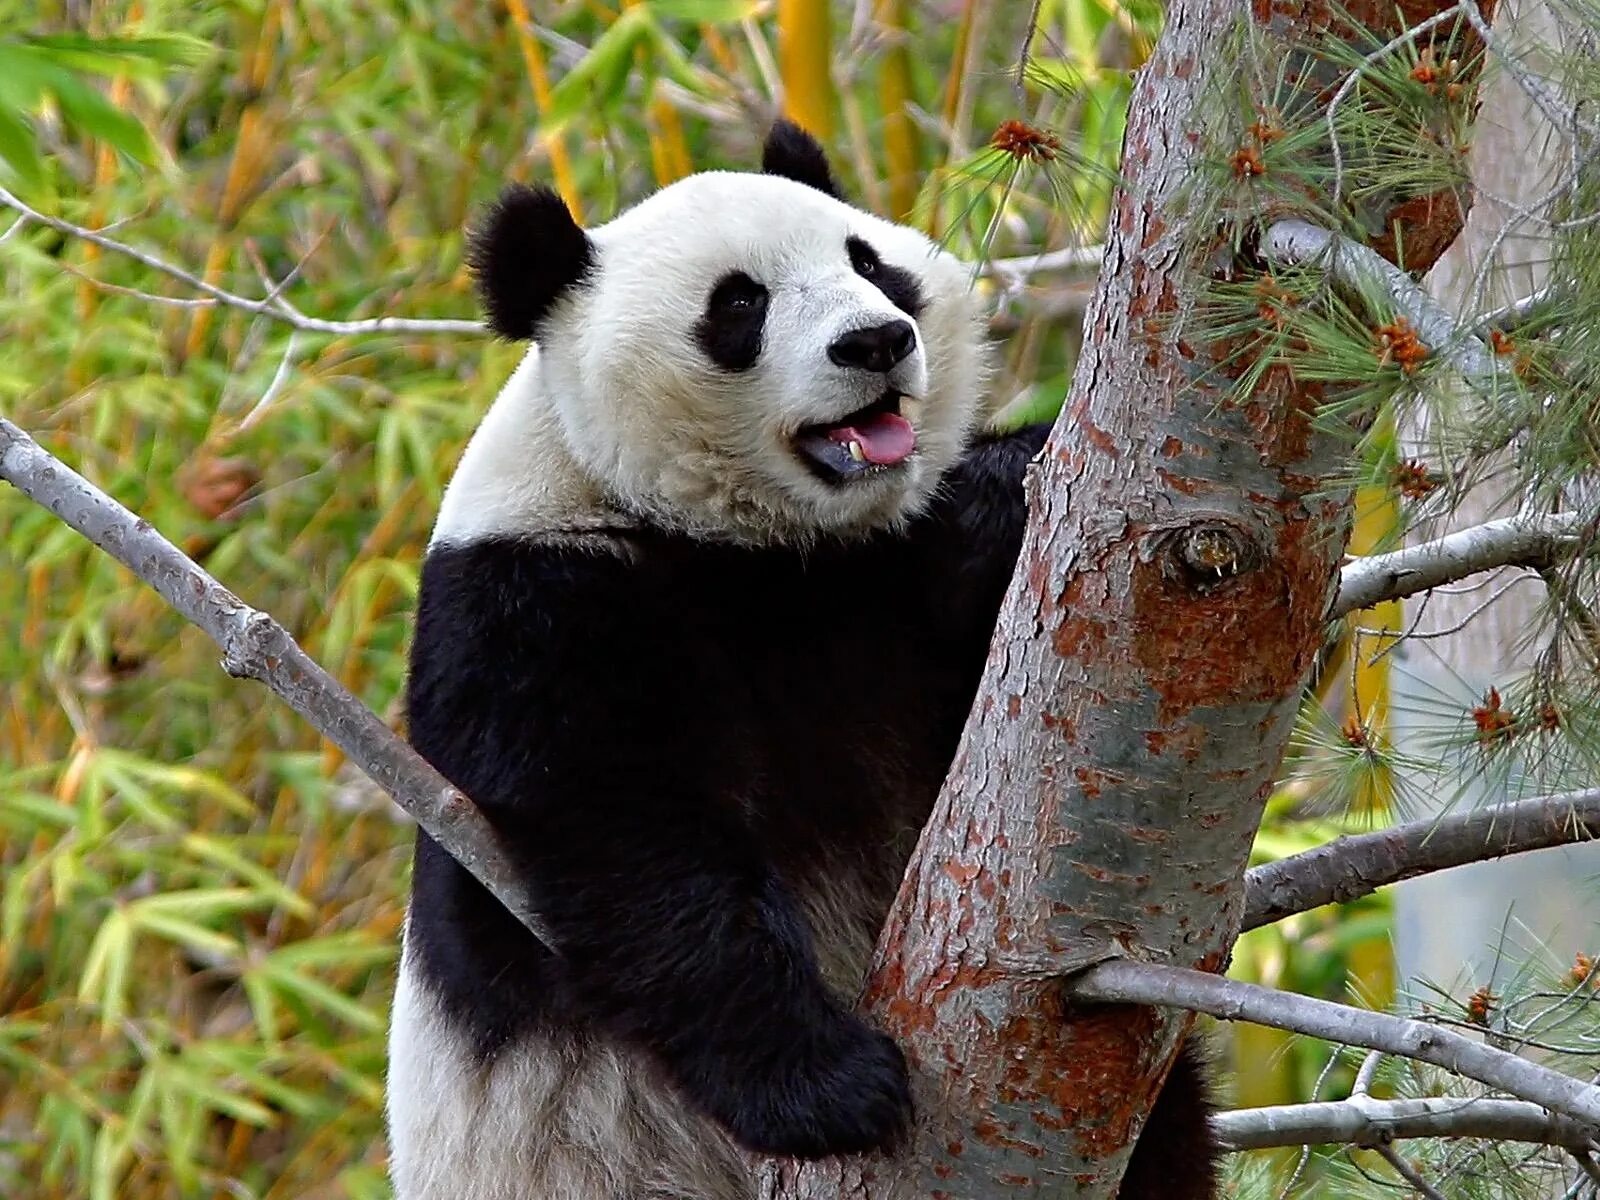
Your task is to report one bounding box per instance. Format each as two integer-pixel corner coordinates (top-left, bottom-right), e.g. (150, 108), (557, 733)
(467, 184), (595, 340)
(760, 119), (842, 200)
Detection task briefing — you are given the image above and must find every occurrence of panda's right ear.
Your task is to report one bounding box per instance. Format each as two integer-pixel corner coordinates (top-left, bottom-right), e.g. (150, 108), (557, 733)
(467, 184), (595, 340)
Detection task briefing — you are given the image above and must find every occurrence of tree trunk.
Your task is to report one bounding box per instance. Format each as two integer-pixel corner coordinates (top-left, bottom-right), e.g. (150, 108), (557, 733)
(767, 0), (1480, 1196)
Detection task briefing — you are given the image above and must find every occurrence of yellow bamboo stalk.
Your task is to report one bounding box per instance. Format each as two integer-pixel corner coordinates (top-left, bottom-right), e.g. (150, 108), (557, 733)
(874, 0), (920, 219)
(924, 0), (980, 238)
(701, 24), (740, 76)
(505, 0), (585, 219)
(182, 0), (284, 360)
(778, 0), (833, 139)
(76, 3), (143, 326)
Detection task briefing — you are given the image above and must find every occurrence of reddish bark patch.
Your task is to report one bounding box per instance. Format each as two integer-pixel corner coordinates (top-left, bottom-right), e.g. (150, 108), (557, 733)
(1370, 189), (1466, 272)
(1132, 514), (1327, 721)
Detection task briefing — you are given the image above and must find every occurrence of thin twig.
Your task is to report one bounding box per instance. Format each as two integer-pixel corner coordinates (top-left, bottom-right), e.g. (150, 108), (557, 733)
(0, 183), (484, 338)
(1243, 786), (1600, 929)
(981, 243), (1106, 279)
(1212, 1093), (1600, 1152)
(1332, 512), (1586, 617)
(1476, 286), (1558, 332)
(0, 416), (556, 952)
(1375, 1143), (1450, 1200)
(1069, 960), (1600, 1126)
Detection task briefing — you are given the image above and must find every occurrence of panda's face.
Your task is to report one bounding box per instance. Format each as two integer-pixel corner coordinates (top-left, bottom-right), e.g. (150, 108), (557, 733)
(465, 127), (989, 545)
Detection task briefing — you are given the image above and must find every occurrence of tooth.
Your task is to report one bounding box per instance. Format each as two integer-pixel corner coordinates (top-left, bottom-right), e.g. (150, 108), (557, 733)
(848, 440), (866, 463)
(900, 398), (923, 424)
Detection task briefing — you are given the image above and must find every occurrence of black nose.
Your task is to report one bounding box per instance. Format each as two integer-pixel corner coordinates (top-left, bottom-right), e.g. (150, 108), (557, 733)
(827, 319), (916, 373)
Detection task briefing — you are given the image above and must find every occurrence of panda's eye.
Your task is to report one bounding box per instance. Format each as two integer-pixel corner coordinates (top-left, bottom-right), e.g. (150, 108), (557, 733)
(708, 272), (768, 315)
(847, 237), (880, 279)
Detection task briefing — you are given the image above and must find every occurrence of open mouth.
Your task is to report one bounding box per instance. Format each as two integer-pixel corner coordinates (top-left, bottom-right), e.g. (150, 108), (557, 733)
(793, 391), (918, 482)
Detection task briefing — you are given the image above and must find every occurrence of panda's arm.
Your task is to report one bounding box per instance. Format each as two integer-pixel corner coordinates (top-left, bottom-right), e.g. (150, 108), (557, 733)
(405, 540), (910, 1158)
(914, 421), (1052, 641)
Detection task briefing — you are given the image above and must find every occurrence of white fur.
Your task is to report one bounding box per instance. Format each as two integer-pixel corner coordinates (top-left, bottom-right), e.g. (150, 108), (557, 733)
(388, 946), (750, 1200)
(432, 171), (991, 549)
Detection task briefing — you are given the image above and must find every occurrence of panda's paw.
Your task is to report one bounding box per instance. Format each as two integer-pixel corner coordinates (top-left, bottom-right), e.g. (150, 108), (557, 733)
(720, 1017), (913, 1159)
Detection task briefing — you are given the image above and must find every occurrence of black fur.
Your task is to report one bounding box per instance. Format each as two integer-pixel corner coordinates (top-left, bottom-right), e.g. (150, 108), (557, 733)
(405, 422), (1220, 1195)
(761, 118), (842, 199)
(467, 184), (594, 340)
(847, 235), (925, 317)
(694, 270), (770, 372)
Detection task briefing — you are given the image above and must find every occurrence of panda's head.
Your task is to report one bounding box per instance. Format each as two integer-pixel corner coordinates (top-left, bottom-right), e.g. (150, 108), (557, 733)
(456, 122), (990, 547)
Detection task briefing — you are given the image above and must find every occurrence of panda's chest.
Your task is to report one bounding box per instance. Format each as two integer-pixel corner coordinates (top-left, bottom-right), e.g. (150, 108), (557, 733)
(659, 539), (958, 847)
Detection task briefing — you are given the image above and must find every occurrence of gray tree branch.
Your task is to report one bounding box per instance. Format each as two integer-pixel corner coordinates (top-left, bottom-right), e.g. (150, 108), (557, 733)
(0, 415), (557, 952)
(1068, 961), (1600, 1126)
(1332, 511), (1588, 618)
(1262, 218), (1501, 382)
(1213, 1094), (1600, 1152)
(1242, 786), (1600, 929)
(0, 183), (485, 338)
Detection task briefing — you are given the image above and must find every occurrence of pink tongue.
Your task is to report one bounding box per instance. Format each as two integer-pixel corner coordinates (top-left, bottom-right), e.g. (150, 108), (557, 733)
(826, 411), (916, 465)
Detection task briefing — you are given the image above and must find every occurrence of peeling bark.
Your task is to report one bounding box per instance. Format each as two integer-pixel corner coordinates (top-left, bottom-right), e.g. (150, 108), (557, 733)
(766, 0), (1482, 1196)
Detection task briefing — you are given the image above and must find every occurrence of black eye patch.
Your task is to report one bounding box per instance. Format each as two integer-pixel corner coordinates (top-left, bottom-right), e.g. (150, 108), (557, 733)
(694, 271), (769, 372)
(846, 236), (924, 318)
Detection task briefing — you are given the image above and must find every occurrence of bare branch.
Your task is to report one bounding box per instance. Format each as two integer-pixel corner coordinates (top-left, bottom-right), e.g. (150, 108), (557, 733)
(1213, 1094), (1600, 1152)
(0, 416), (555, 951)
(1262, 218), (1500, 382)
(1243, 786), (1600, 929)
(1333, 512), (1587, 617)
(0, 184), (484, 338)
(981, 244), (1106, 278)
(1069, 961), (1600, 1125)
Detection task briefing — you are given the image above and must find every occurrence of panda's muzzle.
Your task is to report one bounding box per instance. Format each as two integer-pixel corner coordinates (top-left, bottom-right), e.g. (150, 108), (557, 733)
(793, 389), (917, 482)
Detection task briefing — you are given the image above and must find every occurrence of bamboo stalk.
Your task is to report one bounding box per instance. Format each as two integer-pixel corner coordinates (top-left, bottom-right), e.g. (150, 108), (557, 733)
(505, 0), (585, 218)
(874, 0), (920, 219)
(777, 0), (833, 138)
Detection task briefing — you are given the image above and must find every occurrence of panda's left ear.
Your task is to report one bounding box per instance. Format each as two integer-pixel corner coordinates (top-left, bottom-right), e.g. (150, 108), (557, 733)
(467, 184), (595, 340)
(760, 119), (842, 200)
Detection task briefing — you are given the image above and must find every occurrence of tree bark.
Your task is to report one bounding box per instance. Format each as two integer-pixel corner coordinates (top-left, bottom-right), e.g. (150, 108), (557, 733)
(767, 0), (1480, 1196)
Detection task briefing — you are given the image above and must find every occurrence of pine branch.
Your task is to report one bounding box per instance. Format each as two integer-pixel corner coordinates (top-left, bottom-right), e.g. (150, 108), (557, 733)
(1068, 961), (1600, 1125)
(0, 183), (485, 338)
(0, 416), (557, 951)
(1243, 786), (1600, 929)
(1332, 512), (1587, 617)
(1213, 1094), (1600, 1152)
(1261, 219), (1500, 382)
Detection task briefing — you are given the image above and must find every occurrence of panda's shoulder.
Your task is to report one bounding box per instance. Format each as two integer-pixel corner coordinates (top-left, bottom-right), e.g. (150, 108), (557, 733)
(416, 533), (653, 634)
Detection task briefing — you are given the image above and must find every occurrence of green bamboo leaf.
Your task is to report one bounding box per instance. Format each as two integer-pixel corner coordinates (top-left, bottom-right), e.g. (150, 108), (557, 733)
(128, 886), (276, 920)
(538, 6), (654, 138)
(259, 961), (385, 1032)
(127, 909), (243, 960)
(644, 0), (766, 20)
(45, 69), (157, 165)
(78, 908), (133, 1031)
(20, 33), (213, 75)
(0, 102), (42, 188)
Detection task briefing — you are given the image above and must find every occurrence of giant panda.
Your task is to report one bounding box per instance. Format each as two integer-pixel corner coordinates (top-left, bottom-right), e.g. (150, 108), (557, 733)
(387, 121), (1220, 1200)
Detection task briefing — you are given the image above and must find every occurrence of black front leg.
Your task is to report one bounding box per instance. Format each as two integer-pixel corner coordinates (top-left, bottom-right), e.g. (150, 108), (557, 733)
(513, 798), (913, 1158)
